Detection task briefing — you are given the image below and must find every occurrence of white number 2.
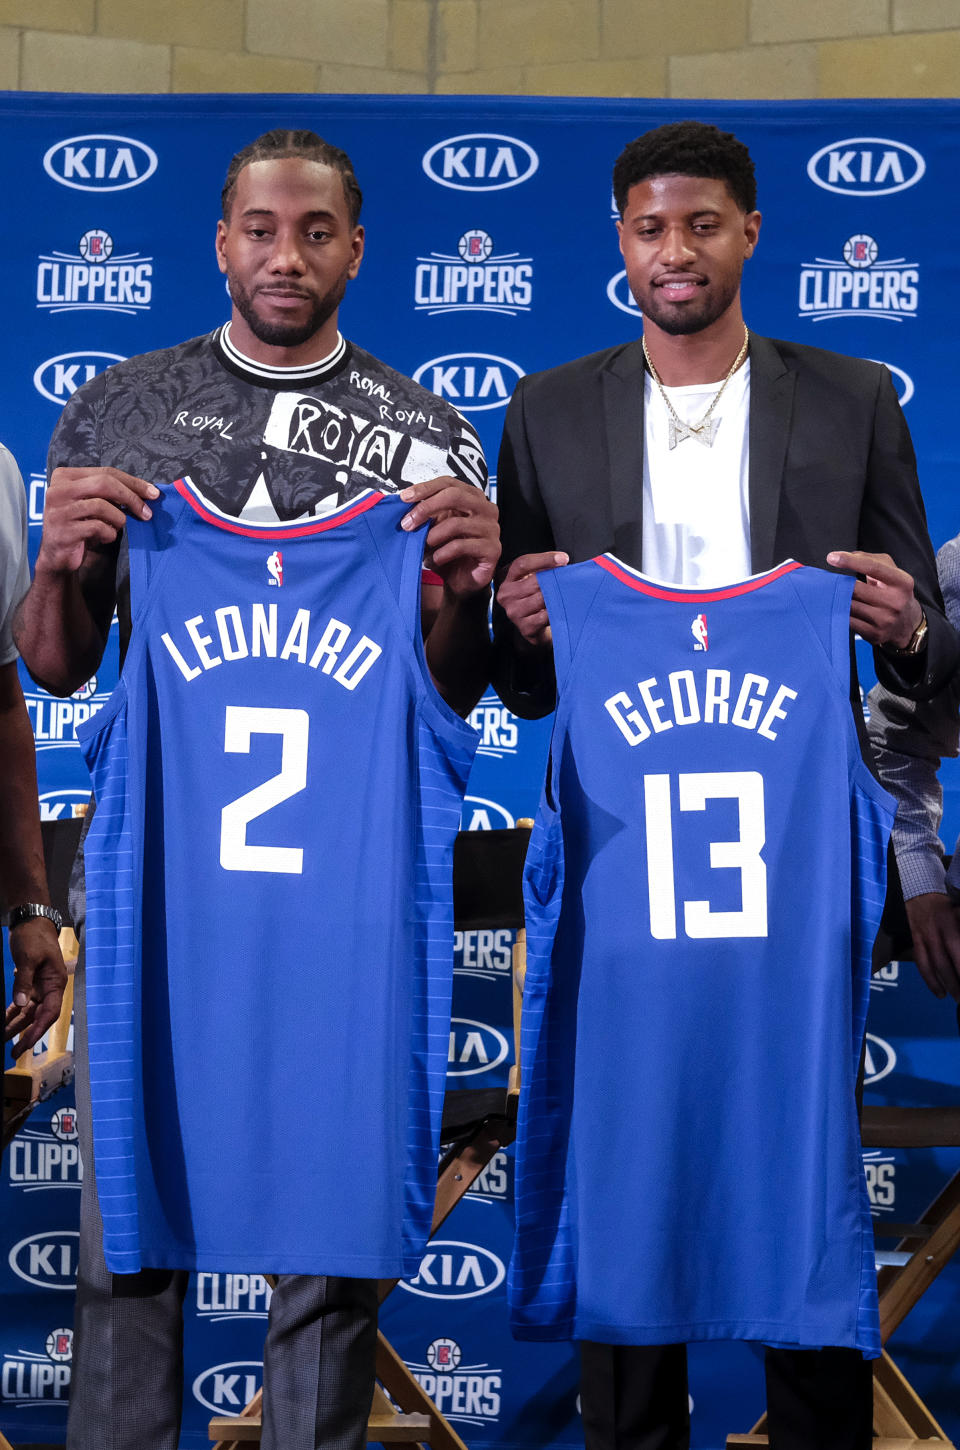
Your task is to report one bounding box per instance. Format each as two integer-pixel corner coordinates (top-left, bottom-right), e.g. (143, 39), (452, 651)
(643, 770), (767, 940)
(219, 706), (309, 875)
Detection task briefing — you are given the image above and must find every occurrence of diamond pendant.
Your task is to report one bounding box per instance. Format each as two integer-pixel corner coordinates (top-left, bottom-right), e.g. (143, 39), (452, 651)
(667, 417), (720, 450)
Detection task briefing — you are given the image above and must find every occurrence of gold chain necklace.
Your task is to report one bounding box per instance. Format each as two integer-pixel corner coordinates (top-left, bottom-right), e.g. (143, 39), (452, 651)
(643, 325), (750, 450)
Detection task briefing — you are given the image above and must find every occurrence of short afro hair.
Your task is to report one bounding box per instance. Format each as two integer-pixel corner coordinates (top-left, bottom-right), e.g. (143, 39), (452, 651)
(221, 128), (363, 227)
(613, 120), (757, 217)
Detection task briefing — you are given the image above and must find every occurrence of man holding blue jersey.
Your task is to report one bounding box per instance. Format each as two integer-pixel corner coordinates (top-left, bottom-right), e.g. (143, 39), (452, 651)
(495, 119), (954, 1450)
(15, 128), (498, 1450)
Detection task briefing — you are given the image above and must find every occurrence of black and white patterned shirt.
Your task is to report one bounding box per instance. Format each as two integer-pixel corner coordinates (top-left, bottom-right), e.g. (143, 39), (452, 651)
(49, 324), (487, 655)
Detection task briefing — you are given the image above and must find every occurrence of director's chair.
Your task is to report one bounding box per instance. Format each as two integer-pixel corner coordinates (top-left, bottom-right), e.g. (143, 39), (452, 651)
(209, 824), (532, 1449)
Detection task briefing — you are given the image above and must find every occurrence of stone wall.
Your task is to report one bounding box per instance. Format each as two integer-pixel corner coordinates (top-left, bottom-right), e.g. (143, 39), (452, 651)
(1, 0), (958, 96)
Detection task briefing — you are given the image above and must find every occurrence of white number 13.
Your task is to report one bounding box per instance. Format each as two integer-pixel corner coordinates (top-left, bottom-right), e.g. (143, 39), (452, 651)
(220, 706), (309, 875)
(643, 770), (767, 940)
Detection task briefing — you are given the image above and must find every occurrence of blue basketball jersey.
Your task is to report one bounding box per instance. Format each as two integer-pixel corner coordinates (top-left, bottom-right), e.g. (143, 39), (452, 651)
(77, 480), (477, 1277)
(509, 556), (894, 1355)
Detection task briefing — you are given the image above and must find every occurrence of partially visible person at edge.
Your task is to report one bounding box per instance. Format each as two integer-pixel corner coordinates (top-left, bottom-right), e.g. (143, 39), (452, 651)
(13, 127), (499, 1450)
(868, 535), (960, 1004)
(493, 118), (956, 1450)
(0, 441), (66, 1064)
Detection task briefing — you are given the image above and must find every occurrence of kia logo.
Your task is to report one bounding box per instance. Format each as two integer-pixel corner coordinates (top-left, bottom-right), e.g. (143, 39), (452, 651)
(401, 1240), (506, 1299)
(192, 1361), (263, 1414)
(448, 1018), (509, 1078)
(9, 1231), (79, 1290)
(413, 354), (523, 413)
(422, 134), (538, 192)
(807, 137), (925, 197)
(43, 134), (158, 192)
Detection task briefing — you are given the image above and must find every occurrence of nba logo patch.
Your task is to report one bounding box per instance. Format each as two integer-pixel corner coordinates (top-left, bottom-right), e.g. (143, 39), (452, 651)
(691, 613), (708, 651)
(267, 550), (283, 587)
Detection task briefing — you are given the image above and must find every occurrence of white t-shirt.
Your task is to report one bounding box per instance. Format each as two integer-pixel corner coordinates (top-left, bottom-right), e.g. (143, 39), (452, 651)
(641, 361), (751, 588)
(0, 443), (30, 665)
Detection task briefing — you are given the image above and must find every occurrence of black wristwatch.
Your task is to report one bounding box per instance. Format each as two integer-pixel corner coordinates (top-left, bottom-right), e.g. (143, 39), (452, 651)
(8, 903), (63, 932)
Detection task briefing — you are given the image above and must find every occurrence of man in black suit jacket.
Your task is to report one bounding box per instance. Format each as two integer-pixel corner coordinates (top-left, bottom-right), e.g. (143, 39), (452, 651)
(495, 121), (956, 1450)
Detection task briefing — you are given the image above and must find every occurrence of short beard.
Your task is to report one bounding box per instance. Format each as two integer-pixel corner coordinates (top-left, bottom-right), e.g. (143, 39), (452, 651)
(227, 271), (348, 349)
(637, 276), (742, 338)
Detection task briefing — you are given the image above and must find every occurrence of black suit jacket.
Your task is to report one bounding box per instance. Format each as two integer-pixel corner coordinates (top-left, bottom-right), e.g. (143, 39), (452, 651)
(494, 333), (956, 717)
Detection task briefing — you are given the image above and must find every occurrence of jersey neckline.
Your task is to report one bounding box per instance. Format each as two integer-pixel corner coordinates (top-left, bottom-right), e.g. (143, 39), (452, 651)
(212, 323), (351, 390)
(594, 554), (802, 602)
(172, 475), (384, 538)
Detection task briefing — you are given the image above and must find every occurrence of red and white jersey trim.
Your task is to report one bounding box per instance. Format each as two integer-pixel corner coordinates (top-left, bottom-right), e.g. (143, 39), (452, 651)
(594, 554), (803, 603)
(172, 475), (383, 538)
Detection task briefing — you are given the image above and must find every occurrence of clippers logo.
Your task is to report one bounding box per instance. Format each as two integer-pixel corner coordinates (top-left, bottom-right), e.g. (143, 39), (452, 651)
(413, 354), (524, 413)
(192, 1361), (263, 1415)
(460, 230), (491, 259)
(2, 1330), (72, 1407)
(415, 230), (533, 316)
(43, 134), (158, 192)
(428, 1337), (461, 1369)
(79, 228), (111, 260)
(454, 930), (513, 981)
(51, 1107), (79, 1142)
(799, 236), (918, 322)
(467, 691), (519, 757)
(196, 1273), (272, 1321)
(448, 1018), (509, 1077)
(37, 229), (153, 315)
(864, 1033), (897, 1085)
(807, 137), (925, 197)
(9, 1231), (79, 1290)
(407, 1338), (502, 1426)
(863, 1149), (896, 1215)
(401, 1241), (506, 1299)
(26, 678), (109, 750)
(8, 1106), (82, 1192)
(39, 788), (92, 821)
(34, 351), (126, 405)
(607, 269), (641, 316)
(692, 613), (708, 651)
(461, 794), (515, 831)
(422, 134), (538, 191)
(46, 1329), (73, 1363)
(845, 234), (878, 267)
(267, 550), (283, 587)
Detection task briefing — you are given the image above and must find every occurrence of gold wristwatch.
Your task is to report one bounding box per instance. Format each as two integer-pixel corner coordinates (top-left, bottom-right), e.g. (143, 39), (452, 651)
(891, 611), (928, 656)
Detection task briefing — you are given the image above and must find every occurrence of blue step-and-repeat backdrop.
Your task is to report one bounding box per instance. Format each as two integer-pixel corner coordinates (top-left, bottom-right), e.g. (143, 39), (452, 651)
(2, 93), (959, 1449)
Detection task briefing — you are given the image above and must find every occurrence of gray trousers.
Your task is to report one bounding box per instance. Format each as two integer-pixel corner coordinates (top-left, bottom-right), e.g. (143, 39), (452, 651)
(67, 948), (379, 1450)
